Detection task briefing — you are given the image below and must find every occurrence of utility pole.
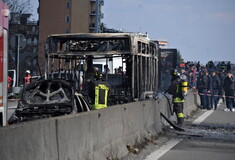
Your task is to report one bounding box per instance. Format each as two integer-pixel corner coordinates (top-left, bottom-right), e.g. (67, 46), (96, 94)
(14, 34), (26, 86)
(15, 34), (20, 87)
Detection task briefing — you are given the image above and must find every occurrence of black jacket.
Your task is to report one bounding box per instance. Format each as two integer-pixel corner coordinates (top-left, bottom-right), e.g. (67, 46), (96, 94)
(218, 72), (226, 89)
(197, 74), (209, 90)
(223, 76), (234, 91)
(211, 75), (220, 90)
(167, 77), (184, 99)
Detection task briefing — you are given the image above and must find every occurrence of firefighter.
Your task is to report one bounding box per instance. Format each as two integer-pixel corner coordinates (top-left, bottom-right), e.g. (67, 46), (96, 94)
(24, 70), (31, 85)
(167, 69), (188, 125)
(88, 73), (110, 110)
(8, 76), (12, 89)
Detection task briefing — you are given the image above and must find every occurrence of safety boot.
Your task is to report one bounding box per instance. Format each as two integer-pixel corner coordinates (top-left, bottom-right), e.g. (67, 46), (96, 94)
(177, 117), (184, 126)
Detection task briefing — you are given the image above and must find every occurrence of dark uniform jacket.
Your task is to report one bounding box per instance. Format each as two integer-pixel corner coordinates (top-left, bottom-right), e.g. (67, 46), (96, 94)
(88, 80), (110, 109)
(167, 77), (184, 102)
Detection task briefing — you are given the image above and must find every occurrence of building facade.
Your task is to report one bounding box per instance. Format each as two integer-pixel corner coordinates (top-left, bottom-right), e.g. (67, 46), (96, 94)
(38, 0), (104, 73)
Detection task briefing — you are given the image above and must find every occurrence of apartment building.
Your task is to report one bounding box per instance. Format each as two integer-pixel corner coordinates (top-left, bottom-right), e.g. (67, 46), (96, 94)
(38, 0), (104, 73)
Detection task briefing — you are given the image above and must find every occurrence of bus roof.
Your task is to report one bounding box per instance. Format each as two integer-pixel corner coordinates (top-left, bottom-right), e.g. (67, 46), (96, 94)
(47, 32), (149, 40)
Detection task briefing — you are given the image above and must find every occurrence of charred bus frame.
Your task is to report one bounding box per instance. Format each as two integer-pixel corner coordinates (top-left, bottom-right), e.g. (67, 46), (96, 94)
(45, 33), (159, 103)
(158, 48), (182, 91)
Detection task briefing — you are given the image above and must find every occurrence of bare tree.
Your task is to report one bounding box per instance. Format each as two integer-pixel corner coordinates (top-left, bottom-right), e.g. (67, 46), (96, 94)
(3, 0), (32, 14)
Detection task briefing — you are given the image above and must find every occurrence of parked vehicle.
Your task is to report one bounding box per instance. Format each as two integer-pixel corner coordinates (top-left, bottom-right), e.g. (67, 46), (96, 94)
(0, 1), (9, 126)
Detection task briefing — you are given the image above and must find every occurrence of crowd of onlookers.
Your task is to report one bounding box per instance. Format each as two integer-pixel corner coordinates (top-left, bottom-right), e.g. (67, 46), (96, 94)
(181, 61), (235, 112)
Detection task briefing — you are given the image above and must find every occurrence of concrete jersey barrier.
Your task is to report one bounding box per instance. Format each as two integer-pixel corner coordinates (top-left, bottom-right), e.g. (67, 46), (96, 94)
(0, 91), (198, 160)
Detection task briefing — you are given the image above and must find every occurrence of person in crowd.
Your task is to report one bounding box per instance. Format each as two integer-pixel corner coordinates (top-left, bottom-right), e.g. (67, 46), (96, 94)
(210, 70), (220, 110)
(196, 61), (201, 72)
(217, 69), (226, 103)
(167, 69), (188, 126)
(205, 70), (212, 109)
(88, 73), (110, 110)
(197, 70), (210, 110)
(206, 60), (215, 72)
(188, 66), (197, 88)
(223, 71), (235, 112)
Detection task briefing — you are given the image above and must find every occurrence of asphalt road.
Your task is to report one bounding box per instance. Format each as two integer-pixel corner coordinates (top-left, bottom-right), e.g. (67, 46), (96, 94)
(122, 101), (235, 160)
(155, 138), (235, 160)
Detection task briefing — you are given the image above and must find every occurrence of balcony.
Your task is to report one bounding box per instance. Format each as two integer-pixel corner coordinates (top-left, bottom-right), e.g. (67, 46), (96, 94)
(90, 10), (96, 16)
(89, 23), (96, 30)
(100, 13), (104, 19)
(90, 0), (104, 6)
(100, 0), (104, 6)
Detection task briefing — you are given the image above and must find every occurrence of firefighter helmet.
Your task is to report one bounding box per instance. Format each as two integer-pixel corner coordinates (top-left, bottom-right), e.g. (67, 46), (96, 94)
(26, 70), (30, 74)
(95, 72), (103, 80)
(171, 69), (180, 77)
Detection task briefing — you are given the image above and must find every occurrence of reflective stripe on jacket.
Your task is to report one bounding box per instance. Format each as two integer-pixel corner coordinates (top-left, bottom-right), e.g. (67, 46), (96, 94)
(92, 84), (109, 110)
(173, 85), (185, 103)
(177, 112), (184, 118)
(173, 97), (184, 103)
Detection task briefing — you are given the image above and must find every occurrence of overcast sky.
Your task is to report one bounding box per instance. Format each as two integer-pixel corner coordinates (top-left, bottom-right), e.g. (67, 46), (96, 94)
(30, 0), (38, 21)
(31, 0), (235, 64)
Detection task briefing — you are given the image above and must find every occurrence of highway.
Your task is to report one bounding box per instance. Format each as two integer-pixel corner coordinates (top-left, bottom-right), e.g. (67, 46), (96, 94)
(123, 101), (235, 160)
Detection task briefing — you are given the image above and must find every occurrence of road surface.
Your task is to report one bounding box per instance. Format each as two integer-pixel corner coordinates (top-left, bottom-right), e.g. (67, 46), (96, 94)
(122, 101), (235, 160)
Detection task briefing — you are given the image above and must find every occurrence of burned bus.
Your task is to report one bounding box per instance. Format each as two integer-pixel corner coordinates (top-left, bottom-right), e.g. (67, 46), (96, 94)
(158, 48), (183, 91)
(45, 33), (159, 104)
(8, 33), (159, 124)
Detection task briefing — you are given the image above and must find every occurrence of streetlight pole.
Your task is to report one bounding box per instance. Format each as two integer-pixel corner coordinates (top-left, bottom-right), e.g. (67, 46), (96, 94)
(15, 35), (20, 87)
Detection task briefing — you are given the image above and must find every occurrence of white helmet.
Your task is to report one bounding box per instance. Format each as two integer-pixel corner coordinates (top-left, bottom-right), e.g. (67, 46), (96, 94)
(26, 70), (30, 74)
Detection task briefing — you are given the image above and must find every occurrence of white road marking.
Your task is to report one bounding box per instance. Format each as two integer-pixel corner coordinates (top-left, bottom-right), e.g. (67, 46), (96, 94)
(144, 138), (182, 160)
(192, 110), (214, 125)
(193, 100), (222, 125)
(145, 100), (223, 160)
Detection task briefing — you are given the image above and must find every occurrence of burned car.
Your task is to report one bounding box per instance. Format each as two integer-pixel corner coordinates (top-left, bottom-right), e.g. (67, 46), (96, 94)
(8, 79), (90, 124)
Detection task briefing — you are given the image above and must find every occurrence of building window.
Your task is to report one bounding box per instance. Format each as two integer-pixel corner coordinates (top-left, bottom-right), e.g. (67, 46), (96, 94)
(65, 29), (70, 33)
(66, 1), (70, 9)
(65, 15), (70, 23)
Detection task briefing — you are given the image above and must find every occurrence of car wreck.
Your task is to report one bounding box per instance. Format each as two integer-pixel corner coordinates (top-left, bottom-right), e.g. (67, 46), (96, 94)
(8, 79), (90, 124)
